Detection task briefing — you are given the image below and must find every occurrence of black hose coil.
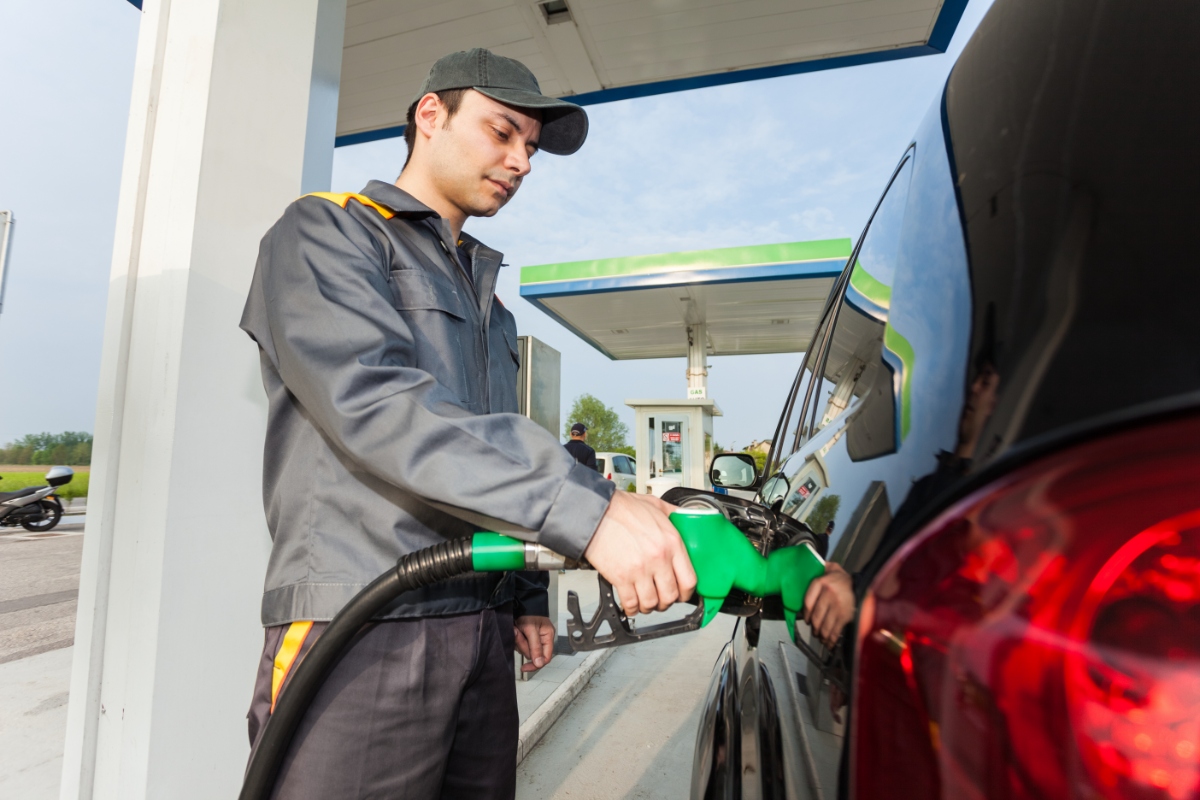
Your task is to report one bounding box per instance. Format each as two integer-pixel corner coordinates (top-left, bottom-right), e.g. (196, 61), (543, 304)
(239, 537), (476, 800)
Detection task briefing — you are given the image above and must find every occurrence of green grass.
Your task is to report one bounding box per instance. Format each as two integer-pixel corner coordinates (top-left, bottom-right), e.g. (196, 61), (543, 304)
(0, 469), (90, 501)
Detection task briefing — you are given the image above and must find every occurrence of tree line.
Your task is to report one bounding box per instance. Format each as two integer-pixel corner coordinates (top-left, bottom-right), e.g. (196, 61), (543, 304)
(0, 432), (93, 465)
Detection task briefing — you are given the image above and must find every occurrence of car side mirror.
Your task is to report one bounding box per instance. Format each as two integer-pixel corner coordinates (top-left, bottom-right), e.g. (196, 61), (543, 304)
(710, 452), (759, 489)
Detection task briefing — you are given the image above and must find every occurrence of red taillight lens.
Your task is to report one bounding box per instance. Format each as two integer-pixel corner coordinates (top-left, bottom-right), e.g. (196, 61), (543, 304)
(853, 414), (1200, 800)
(607, 473), (612, 480)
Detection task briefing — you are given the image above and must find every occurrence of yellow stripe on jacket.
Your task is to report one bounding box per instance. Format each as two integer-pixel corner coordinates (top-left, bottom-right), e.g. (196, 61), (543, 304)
(271, 620), (314, 712)
(304, 192), (396, 219)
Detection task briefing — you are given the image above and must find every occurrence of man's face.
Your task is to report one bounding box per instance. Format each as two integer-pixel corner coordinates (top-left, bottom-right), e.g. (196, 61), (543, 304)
(422, 90), (542, 219)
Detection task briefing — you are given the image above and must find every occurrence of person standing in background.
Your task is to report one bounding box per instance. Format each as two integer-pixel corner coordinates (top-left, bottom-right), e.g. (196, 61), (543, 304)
(564, 423), (598, 471)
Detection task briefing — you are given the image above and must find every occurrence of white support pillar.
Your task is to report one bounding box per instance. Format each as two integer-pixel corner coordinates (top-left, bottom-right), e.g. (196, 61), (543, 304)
(60, 1), (346, 798)
(686, 322), (708, 399)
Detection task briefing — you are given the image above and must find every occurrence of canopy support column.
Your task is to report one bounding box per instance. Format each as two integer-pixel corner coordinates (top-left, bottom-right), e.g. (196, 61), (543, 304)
(60, 1), (345, 798)
(686, 322), (708, 399)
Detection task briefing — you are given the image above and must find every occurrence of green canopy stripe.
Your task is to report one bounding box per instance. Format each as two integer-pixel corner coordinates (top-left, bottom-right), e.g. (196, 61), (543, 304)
(520, 239), (852, 285)
(849, 262), (893, 308)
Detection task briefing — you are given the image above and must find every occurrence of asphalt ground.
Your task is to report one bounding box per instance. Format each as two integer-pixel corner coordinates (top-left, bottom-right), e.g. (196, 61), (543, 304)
(516, 610), (738, 799)
(0, 519), (84, 798)
(0, 519), (84, 665)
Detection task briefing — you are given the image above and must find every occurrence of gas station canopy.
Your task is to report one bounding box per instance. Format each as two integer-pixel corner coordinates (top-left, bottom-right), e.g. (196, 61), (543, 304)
(322, 0), (968, 146)
(122, 0), (966, 146)
(520, 239), (851, 360)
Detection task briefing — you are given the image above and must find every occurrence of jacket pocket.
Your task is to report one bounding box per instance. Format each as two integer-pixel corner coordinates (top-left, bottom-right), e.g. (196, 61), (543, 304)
(388, 268), (473, 404)
(388, 269), (466, 320)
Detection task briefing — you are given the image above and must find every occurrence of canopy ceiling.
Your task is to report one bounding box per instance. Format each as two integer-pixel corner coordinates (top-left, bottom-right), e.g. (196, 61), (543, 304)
(335, 0), (967, 145)
(122, 0), (966, 145)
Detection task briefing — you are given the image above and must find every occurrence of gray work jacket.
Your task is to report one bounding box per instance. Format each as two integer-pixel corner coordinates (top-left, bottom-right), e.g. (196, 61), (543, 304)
(240, 181), (614, 626)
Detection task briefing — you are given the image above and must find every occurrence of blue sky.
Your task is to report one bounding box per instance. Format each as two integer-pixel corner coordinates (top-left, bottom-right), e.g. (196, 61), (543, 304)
(0, 0), (993, 450)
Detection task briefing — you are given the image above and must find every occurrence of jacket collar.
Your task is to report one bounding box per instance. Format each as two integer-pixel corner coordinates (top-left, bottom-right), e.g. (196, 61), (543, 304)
(359, 180), (440, 217)
(359, 182), (501, 255)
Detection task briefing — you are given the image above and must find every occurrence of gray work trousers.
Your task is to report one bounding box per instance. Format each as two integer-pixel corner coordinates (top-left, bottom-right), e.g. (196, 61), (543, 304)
(247, 605), (518, 799)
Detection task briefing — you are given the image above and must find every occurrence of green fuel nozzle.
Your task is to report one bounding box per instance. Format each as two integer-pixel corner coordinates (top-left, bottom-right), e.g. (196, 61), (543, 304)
(468, 505), (827, 649)
(669, 507), (826, 642)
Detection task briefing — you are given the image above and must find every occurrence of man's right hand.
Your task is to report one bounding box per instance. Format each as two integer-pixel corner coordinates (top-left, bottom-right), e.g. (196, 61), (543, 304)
(583, 492), (697, 617)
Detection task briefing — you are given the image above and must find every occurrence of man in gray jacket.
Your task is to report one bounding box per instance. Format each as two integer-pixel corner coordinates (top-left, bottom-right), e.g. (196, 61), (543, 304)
(240, 49), (696, 799)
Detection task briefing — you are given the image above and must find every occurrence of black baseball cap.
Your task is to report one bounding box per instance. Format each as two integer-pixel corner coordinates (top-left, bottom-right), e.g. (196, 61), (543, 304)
(413, 48), (589, 156)
(570, 423), (587, 435)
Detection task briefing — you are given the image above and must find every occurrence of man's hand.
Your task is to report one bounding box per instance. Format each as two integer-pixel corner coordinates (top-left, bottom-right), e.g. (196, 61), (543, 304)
(514, 615), (555, 672)
(583, 492), (697, 617)
(803, 562), (856, 648)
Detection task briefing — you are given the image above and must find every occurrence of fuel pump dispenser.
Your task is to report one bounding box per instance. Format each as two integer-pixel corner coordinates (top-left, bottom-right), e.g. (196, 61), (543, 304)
(239, 496), (826, 800)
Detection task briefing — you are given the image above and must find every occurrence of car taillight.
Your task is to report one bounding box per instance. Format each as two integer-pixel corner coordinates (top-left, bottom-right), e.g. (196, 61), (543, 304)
(853, 413), (1200, 800)
(607, 473), (612, 480)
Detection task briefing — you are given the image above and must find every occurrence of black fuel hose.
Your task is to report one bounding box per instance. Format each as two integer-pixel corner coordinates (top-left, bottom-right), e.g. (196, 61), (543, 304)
(238, 537), (475, 800)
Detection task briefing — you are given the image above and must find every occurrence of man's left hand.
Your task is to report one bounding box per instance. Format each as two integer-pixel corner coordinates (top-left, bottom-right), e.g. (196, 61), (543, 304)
(803, 562), (856, 648)
(514, 615), (555, 672)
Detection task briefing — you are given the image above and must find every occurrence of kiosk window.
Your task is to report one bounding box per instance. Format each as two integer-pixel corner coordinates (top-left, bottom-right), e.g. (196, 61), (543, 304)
(661, 422), (684, 474)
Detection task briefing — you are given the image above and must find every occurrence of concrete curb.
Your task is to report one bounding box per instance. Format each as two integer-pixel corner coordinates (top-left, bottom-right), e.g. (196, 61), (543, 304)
(516, 647), (613, 764)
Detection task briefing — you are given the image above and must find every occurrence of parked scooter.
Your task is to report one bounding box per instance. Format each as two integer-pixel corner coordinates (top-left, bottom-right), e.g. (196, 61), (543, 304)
(0, 466), (73, 532)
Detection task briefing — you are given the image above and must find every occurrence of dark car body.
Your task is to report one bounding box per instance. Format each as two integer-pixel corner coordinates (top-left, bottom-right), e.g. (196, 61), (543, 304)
(687, 0), (1200, 797)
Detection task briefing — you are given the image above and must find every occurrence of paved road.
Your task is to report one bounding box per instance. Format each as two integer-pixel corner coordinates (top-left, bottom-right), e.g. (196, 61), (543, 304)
(0, 646), (73, 799)
(0, 521), (84, 798)
(516, 610), (737, 799)
(0, 521), (84, 664)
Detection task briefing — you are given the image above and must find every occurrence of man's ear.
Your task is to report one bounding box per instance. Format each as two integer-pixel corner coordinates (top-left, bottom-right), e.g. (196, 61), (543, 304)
(412, 93), (443, 141)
